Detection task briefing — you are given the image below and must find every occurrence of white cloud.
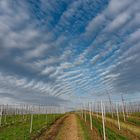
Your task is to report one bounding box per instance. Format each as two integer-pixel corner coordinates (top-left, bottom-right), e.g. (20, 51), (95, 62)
(127, 28), (140, 43)
(41, 66), (56, 75)
(90, 54), (100, 64)
(60, 62), (73, 69)
(105, 12), (130, 32)
(107, 0), (133, 16)
(85, 14), (106, 36)
(25, 44), (49, 59)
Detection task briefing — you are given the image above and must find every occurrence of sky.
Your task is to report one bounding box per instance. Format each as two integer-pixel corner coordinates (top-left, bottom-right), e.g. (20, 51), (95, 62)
(0, 0), (140, 105)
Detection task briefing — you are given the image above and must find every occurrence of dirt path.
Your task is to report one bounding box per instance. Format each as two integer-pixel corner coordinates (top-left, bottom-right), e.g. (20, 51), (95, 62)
(55, 114), (83, 140)
(35, 114), (102, 140)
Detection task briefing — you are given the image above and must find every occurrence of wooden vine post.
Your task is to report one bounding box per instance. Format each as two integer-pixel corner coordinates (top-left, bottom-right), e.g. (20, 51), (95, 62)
(30, 107), (33, 134)
(116, 103), (120, 130)
(101, 101), (106, 140)
(89, 102), (93, 130)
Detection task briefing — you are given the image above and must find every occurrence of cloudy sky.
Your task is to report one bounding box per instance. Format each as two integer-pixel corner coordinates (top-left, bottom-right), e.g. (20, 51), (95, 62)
(0, 0), (140, 105)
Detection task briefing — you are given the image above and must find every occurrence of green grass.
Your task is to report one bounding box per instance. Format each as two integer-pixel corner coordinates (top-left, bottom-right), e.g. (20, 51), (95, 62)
(77, 115), (91, 140)
(0, 114), (63, 140)
(132, 112), (140, 117)
(126, 117), (140, 126)
(106, 113), (140, 127)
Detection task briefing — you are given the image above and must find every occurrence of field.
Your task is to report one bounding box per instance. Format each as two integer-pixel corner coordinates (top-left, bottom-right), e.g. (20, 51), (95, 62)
(0, 103), (140, 140)
(0, 114), (63, 140)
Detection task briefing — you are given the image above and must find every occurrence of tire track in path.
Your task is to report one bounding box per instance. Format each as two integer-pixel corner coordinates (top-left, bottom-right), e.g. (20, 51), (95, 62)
(55, 114), (83, 140)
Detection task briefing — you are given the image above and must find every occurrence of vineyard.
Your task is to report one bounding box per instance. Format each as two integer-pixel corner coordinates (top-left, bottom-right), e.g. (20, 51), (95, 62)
(0, 101), (140, 140)
(0, 0), (140, 140)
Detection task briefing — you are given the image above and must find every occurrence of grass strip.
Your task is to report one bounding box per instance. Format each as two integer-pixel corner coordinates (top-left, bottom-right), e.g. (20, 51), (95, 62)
(76, 115), (91, 140)
(86, 114), (129, 140)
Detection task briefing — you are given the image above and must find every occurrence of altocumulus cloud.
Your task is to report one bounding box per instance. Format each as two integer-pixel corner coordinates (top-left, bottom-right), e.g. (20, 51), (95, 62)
(0, 0), (140, 105)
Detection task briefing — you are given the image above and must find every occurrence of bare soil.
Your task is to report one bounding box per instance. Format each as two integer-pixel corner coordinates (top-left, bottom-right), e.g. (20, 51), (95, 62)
(55, 114), (83, 140)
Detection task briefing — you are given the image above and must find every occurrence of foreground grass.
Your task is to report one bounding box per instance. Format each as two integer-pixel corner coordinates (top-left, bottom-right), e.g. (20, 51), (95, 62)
(102, 113), (140, 136)
(86, 114), (129, 140)
(0, 114), (63, 140)
(76, 115), (91, 140)
(106, 113), (140, 127)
